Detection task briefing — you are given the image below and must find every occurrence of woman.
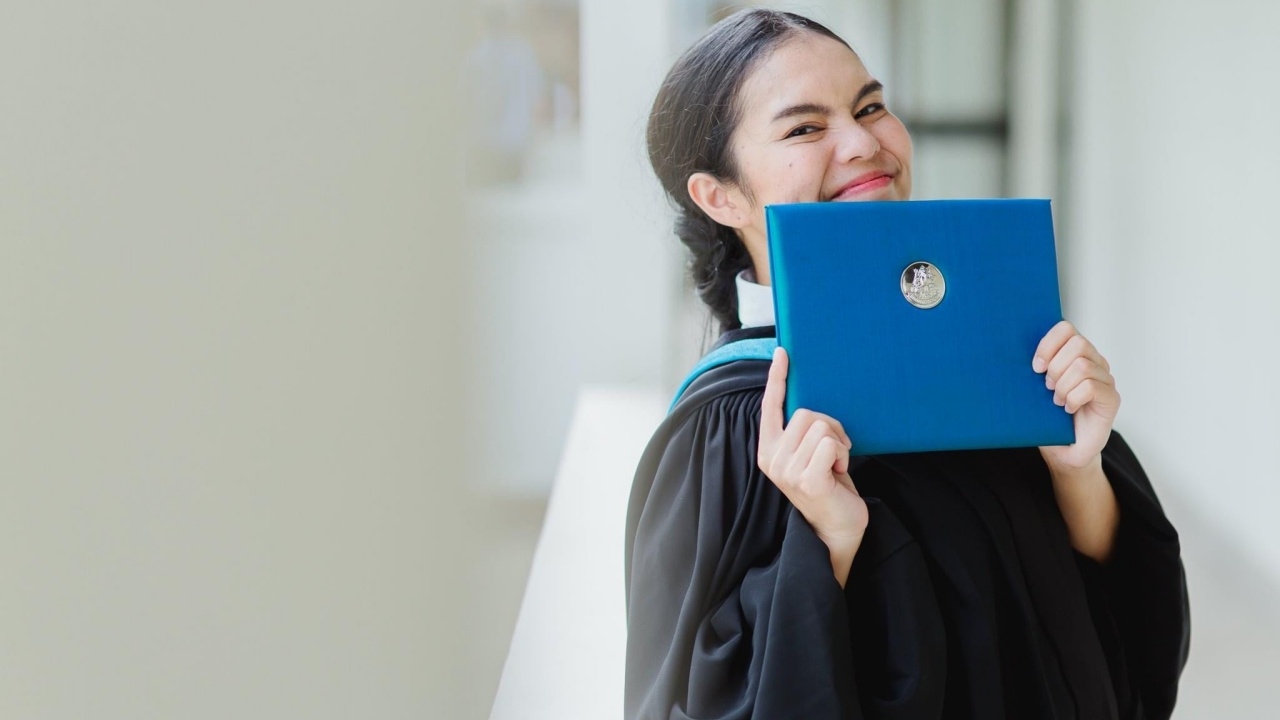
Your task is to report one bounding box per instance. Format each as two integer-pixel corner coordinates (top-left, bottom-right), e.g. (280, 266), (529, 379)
(625, 8), (1189, 720)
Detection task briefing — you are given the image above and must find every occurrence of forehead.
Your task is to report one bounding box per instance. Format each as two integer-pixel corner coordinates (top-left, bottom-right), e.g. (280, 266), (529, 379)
(737, 33), (872, 119)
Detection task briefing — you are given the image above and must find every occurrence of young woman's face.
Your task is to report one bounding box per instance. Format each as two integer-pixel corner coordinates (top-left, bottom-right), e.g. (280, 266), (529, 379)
(691, 32), (913, 283)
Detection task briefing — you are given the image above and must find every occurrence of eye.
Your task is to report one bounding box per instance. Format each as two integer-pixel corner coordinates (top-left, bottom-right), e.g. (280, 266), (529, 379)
(784, 124), (822, 139)
(855, 102), (887, 120)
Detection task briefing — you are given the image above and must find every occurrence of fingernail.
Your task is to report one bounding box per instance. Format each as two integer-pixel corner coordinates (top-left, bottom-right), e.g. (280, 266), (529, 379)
(1032, 358), (1046, 373)
(1045, 377), (1055, 390)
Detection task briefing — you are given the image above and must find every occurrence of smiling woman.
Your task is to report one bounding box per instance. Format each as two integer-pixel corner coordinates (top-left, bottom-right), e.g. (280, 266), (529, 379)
(626, 8), (1190, 720)
(683, 31), (911, 286)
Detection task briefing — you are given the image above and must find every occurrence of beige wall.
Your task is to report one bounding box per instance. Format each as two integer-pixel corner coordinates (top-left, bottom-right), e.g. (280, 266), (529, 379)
(0, 1), (473, 717)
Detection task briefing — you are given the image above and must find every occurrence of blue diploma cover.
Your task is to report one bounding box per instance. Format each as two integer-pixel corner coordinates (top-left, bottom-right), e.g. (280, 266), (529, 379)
(765, 199), (1075, 455)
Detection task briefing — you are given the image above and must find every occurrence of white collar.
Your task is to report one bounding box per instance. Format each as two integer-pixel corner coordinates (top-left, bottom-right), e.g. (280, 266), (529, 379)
(735, 269), (775, 329)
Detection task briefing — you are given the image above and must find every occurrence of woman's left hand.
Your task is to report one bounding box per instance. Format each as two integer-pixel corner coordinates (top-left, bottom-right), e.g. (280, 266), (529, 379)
(1033, 321), (1121, 471)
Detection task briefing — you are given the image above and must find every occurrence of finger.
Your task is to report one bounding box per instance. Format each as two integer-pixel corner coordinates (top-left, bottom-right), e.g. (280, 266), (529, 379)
(826, 413), (852, 448)
(764, 408), (818, 477)
(759, 347), (789, 445)
(777, 408), (820, 458)
(1052, 357), (1114, 406)
(833, 450), (850, 477)
(1033, 320), (1077, 373)
(809, 411), (851, 448)
(1063, 379), (1098, 414)
(805, 435), (847, 485)
(1045, 334), (1105, 390)
(789, 418), (839, 478)
(775, 408), (851, 455)
(1065, 378), (1120, 416)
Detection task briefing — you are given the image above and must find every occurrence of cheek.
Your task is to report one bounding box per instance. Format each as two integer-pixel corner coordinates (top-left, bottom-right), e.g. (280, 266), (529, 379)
(779, 150), (832, 202)
(738, 144), (832, 205)
(878, 118), (914, 170)
(742, 160), (800, 204)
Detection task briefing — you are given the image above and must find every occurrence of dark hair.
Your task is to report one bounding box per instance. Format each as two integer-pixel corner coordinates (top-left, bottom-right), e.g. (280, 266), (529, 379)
(646, 9), (850, 333)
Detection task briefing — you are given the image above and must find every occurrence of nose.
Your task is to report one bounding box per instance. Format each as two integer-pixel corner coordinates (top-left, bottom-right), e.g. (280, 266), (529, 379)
(833, 122), (880, 163)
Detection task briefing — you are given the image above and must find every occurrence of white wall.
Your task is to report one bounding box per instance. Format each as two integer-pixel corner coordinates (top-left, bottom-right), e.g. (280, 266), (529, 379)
(1068, 1), (1280, 580)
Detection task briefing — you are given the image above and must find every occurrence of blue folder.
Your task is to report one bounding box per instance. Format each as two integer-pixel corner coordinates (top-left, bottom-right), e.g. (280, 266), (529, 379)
(765, 199), (1075, 455)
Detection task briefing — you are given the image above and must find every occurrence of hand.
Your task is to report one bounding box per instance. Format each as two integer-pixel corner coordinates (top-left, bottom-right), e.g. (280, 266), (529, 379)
(1032, 321), (1121, 471)
(758, 347), (868, 585)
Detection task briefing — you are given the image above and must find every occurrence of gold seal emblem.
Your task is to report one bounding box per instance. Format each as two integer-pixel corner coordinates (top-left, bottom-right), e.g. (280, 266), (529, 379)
(901, 261), (945, 309)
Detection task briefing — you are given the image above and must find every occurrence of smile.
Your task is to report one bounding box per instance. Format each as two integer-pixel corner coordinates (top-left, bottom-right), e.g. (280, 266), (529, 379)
(831, 173), (893, 200)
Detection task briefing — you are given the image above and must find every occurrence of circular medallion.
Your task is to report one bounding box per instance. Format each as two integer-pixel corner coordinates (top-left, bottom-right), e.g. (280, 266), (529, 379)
(900, 261), (945, 309)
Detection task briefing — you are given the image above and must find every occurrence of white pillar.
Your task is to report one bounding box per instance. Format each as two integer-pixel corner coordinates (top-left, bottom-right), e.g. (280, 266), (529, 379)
(1008, 0), (1060, 199)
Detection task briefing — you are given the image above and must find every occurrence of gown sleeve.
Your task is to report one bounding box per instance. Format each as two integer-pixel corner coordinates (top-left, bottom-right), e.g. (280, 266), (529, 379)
(624, 387), (862, 720)
(1077, 431), (1191, 720)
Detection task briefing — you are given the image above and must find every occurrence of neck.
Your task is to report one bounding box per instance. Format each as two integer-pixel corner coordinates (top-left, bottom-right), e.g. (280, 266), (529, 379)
(740, 229), (771, 286)
(748, 256), (771, 287)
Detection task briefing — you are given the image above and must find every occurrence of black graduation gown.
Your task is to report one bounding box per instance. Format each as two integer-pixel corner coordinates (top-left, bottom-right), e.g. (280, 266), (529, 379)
(624, 327), (1189, 720)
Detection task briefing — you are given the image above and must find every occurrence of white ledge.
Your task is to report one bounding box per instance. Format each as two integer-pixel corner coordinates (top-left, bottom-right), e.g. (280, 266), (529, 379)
(491, 385), (667, 719)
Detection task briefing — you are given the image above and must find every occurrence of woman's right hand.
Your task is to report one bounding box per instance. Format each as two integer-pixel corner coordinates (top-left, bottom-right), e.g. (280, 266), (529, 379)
(757, 347), (869, 587)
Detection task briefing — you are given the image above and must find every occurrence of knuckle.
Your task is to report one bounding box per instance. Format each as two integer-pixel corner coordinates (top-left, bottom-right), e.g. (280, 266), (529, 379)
(789, 456), (810, 477)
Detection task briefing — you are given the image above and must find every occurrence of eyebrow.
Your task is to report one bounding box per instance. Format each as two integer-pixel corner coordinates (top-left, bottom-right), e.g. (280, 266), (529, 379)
(770, 80), (885, 123)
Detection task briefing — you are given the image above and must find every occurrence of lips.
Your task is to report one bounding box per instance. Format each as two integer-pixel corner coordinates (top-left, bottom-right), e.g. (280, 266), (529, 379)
(830, 171), (894, 201)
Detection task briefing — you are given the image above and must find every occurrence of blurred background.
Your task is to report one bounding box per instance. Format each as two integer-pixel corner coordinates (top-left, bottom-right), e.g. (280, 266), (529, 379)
(466, 0), (1280, 717)
(1, 0), (1276, 718)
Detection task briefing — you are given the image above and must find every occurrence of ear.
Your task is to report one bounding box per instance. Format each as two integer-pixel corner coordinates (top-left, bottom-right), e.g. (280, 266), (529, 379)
(687, 172), (750, 230)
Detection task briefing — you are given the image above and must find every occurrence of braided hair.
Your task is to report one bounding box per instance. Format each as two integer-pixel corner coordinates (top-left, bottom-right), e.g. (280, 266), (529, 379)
(646, 9), (849, 333)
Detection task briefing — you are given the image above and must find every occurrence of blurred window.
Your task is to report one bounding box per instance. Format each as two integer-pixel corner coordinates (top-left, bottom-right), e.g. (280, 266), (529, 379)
(461, 1), (585, 496)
